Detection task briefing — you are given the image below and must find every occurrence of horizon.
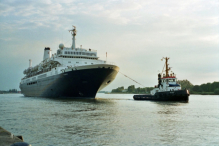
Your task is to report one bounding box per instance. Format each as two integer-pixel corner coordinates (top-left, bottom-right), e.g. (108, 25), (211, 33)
(0, 0), (218, 91)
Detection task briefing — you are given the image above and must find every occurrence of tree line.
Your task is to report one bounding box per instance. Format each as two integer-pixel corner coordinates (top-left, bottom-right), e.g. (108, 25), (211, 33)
(111, 85), (154, 94)
(111, 80), (219, 95)
(0, 89), (20, 94)
(178, 80), (219, 94)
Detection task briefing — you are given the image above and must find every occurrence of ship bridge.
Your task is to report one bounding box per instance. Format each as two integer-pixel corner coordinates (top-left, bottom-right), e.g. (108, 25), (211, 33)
(56, 47), (98, 60)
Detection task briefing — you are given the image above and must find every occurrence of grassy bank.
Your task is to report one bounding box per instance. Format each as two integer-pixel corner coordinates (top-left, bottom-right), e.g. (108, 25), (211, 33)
(190, 92), (218, 95)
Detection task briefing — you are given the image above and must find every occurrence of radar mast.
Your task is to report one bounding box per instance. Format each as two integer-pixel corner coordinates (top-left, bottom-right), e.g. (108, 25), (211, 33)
(69, 25), (77, 50)
(161, 57), (171, 77)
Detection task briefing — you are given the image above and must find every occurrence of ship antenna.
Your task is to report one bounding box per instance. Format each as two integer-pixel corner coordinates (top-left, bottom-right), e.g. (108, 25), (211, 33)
(69, 25), (77, 50)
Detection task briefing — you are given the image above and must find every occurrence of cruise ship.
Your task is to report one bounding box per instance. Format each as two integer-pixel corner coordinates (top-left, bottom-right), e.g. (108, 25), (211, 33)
(19, 26), (120, 98)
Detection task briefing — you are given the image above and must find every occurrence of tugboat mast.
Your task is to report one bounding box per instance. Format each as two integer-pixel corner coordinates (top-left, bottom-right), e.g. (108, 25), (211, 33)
(162, 57), (170, 77)
(69, 25), (77, 50)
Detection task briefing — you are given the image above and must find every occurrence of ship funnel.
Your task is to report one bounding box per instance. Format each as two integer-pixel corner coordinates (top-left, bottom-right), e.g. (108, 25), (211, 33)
(43, 47), (51, 60)
(29, 59), (32, 68)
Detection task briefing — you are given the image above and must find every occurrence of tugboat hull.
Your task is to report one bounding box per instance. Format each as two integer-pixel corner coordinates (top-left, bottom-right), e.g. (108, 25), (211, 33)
(133, 89), (189, 101)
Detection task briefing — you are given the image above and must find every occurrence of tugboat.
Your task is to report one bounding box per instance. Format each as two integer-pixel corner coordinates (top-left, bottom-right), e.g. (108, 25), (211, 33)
(133, 57), (189, 101)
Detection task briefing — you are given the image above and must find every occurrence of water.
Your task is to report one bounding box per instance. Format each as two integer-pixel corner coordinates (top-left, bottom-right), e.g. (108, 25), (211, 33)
(0, 94), (218, 146)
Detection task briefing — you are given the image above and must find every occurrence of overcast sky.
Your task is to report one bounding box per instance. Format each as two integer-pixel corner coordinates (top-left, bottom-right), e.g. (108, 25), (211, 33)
(0, 0), (218, 91)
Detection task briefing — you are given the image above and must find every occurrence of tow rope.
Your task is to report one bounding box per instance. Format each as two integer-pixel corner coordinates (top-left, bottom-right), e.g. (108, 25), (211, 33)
(118, 71), (146, 88)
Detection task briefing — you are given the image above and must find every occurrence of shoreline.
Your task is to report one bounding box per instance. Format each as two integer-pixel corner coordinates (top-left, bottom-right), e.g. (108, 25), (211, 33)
(106, 93), (218, 95)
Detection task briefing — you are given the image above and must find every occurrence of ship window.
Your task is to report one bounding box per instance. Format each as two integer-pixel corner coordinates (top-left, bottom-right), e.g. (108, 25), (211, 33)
(68, 61), (71, 63)
(76, 62), (79, 63)
(76, 52), (78, 55)
(71, 52), (73, 54)
(65, 51), (67, 54)
(85, 62), (87, 64)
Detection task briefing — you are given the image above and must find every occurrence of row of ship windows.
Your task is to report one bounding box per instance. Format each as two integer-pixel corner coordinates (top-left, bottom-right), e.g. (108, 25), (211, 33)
(27, 81), (37, 85)
(68, 61), (93, 64)
(64, 51), (96, 56)
(163, 79), (176, 82)
(63, 56), (97, 60)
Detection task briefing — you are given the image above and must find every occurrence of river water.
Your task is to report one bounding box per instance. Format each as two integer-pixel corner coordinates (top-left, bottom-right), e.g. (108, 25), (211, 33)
(0, 94), (218, 146)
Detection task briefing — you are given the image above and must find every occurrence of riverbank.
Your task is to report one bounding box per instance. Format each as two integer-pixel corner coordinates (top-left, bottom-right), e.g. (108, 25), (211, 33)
(108, 92), (218, 95)
(190, 92), (218, 95)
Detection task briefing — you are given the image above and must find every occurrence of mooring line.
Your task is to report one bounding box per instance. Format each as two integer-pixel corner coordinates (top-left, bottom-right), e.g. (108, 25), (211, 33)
(118, 71), (146, 88)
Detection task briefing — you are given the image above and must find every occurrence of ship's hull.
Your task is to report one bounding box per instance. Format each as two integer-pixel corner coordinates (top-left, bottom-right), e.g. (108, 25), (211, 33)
(133, 89), (189, 101)
(20, 67), (118, 98)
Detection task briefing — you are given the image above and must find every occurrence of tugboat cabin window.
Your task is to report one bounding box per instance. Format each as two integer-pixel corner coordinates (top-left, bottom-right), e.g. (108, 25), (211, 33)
(168, 79), (175, 82)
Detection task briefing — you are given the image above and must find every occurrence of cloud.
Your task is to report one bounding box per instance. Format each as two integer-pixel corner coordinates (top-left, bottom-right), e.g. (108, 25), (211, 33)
(1, 0), (218, 29)
(0, 0), (218, 90)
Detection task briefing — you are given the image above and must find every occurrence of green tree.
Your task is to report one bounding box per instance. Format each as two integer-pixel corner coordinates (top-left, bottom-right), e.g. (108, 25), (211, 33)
(136, 87), (141, 93)
(128, 85), (135, 93)
(111, 86), (124, 93)
(214, 88), (219, 95)
(178, 80), (193, 90)
(211, 82), (219, 92)
(193, 85), (200, 92)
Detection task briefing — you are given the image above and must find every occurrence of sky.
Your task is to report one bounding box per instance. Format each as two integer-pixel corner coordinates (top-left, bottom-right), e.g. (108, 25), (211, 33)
(0, 0), (218, 91)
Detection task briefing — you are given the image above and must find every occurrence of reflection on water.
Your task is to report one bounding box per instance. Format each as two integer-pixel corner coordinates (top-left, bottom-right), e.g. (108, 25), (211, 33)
(0, 94), (219, 146)
(154, 102), (187, 145)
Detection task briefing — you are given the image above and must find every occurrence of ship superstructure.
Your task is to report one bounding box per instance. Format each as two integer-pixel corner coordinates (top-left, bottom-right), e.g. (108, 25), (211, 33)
(150, 57), (181, 95)
(20, 26), (119, 98)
